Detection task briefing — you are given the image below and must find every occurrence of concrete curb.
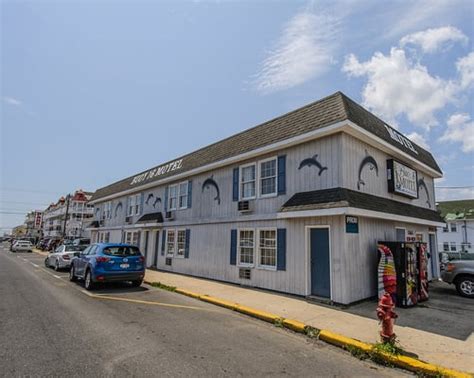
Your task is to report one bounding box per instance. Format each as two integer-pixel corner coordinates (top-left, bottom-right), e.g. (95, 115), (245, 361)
(32, 248), (48, 256)
(146, 279), (472, 378)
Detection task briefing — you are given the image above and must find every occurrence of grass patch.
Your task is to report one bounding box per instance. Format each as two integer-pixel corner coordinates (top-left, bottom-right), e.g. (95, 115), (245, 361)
(303, 326), (320, 338)
(344, 345), (370, 360)
(150, 282), (176, 292)
(273, 318), (285, 328)
(372, 341), (405, 356)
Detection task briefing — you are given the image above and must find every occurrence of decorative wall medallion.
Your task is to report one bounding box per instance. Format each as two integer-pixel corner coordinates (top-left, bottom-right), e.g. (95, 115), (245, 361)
(145, 193), (154, 205)
(357, 150), (379, 190)
(202, 175), (221, 205)
(152, 197), (162, 208)
(417, 177), (431, 208)
(114, 202), (123, 218)
(298, 154), (328, 176)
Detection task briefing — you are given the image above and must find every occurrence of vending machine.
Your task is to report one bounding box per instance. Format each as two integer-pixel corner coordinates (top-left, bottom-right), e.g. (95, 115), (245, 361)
(378, 242), (419, 308)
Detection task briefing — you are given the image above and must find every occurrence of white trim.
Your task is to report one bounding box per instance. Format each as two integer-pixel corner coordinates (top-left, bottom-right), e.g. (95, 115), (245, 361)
(165, 229), (176, 257)
(175, 228), (187, 258)
(239, 163), (257, 200)
(256, 227), (277, 271)
(305, 225), (332, 299)
(258, 156), (278, 198)
(237, 228), (255, 268)
(168, 184), (178, 211)
(178, 181), (189, 210)
(90, 119), (441, 204)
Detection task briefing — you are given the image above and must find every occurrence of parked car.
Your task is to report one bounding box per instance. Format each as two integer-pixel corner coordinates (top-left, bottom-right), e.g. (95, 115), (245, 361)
(69, 243), (145, 290)
(11, 240), (33, 253)
(37, 238), (50, 250)
(72, 238), (90, 247)
(441, 260), (474, 298)
(46, 238), (61, 251)
(45, 245), (84, 270)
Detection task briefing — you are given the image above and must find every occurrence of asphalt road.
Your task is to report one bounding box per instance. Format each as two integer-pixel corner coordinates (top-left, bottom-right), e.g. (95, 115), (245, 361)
(0, 245), (408, 377)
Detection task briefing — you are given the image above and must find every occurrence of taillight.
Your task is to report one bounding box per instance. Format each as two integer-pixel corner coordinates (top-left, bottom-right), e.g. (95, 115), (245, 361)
(139, 256), (145, 263)
(446, 263), (455, 272)
(62, 255), (70, 260)
(96, 256), (110, 263)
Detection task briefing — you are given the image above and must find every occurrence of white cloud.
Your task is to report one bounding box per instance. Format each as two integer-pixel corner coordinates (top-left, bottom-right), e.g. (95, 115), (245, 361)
(400, 26), (468, 53)
(406, 132), (430, 150)
(456, 51), (474, 89)
(342, 48), (456, 129)
(253, 8), (339, 94)
(2, 96), (22, 106)
(440, 113), (474, 153)
(436, 187), (474, 201)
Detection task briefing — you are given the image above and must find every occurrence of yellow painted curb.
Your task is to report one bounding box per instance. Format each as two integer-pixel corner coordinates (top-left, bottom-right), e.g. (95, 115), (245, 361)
(174, 288), (202, 299)
(319, 330), (372, 353)
(282, 319), (306, 333)
(234, 304), (282, 323)
(200, 295), (237, 310)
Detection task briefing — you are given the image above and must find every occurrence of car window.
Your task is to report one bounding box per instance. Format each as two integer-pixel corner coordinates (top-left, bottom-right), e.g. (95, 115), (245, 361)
(102, 246), (141, 257)
(89, 245), (98, 255)
(64, 245), (82, 252)
(82, 246), (92, 255)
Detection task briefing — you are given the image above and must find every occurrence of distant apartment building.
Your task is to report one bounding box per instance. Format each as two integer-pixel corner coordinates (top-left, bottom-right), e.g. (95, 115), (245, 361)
(42, 190), (94, 238)
(12, 224), (27, 237)
(25, 210), (43, 241)
(437, 199), (474, 253)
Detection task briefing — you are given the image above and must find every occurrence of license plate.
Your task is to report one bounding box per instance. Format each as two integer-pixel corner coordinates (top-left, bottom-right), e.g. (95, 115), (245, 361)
(120, 263), (130, 268)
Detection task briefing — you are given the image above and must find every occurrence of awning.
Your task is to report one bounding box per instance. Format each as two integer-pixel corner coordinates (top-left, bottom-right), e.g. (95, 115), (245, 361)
(136, 212), (164, 224)
(280, 188), (444, 225)
(86, 220), (100, 228)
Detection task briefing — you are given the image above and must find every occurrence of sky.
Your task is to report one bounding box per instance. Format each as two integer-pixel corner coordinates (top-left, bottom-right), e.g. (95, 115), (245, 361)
(1, 0), (473, 233)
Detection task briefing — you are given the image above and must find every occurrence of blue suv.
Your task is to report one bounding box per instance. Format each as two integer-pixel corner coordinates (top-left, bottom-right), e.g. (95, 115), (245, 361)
(70, 243), (145, 290)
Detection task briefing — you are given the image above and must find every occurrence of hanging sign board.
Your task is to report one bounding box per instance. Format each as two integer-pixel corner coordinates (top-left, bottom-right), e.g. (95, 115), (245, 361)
(387, 159), (418, 199)
(346, 216), (359, 233)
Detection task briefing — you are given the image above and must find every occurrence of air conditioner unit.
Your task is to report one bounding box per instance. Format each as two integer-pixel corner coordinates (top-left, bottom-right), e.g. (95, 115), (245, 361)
(165, 257), (172, 266)
(165, 211), (174, 220)
(238, 200), (253, 213)
(125, 216), (133, 224)
(239, 268), (251, 280)
(98, 220), (105, 226)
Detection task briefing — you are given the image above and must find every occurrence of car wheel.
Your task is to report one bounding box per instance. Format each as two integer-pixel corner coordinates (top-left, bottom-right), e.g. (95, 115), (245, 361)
(131, 279), (143, 288)
(84, 270), (94, 290)
(69, 265), (77, 282)
(44, 258), (49, 268)
(55, 260), (60, 271)
(455, 276), (474, 298)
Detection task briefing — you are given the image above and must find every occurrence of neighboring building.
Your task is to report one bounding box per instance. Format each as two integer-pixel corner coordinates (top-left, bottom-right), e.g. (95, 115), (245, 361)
(89, 92), (444, 305)
(25, 210), (43, 241)
(42, 190), (94, 239)
(12, 224), (27, 237)
(437, 199), (474, 254)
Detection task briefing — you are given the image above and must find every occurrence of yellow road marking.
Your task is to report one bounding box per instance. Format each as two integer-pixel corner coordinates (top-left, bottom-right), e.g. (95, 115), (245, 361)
(81, 290), (204, 310)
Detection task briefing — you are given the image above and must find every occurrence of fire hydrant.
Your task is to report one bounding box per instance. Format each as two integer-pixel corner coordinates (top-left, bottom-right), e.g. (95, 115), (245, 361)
(376, 292), (398, 343)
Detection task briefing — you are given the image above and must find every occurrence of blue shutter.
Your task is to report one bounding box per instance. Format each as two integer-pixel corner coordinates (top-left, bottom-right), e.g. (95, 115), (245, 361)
(232, 168), (239, 201)
(277, 155), (286, 195)
(187, 181), (192, 208)
(184, 229), (190, 258)
(164, 187), (169, 212)
(140, 193), (144, 214)
(230, 229), (237, 265)
(161, 230), (166, 255)
(277, 228), (286, 271)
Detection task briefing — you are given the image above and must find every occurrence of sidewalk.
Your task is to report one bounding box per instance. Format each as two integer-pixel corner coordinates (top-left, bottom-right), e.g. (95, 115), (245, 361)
(145, 269), (473, 373)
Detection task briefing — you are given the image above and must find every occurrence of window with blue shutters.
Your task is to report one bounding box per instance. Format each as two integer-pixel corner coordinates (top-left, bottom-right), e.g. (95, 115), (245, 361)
(277, 155), (286, 195)
(161, 230), (166, 256)
(184, 229), (190, 258)
(277, 228), (286, 271)
(232, 168), (239, 201)
(230, 229), (237, 265)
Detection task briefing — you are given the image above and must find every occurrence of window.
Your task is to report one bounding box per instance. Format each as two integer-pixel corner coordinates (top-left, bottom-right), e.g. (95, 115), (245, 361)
(450, 223), (457, 232)
(179, 182), (188, 209)
(238, 230), (254, 266)
(127, 194), (141, 216)
(168, 185), (178, 210)
(450, 242), (457, 251)
(258, 229), (277, 268)
(240, 164), (256, 199)
(103, 246), (140, 256)
(125, 231), (139, 247)
(104, 202), (112, 219)
(442, 242), (449, 252)
(259, 158), (277, 197)
(395, 228), (406, 242)
(442, 225), (449, 232)
(166, 230), (176, 255)
(176, 230), (186, 257)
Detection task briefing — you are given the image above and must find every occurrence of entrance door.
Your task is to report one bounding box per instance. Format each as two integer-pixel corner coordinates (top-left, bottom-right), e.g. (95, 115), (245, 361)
(310, 227), (331, 298)
(153, 230), (160, 267)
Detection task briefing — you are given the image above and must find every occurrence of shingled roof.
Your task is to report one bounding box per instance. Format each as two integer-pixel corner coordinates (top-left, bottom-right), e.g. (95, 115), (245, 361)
(281, 187), (444, 223)
(91, 92), (442, 201)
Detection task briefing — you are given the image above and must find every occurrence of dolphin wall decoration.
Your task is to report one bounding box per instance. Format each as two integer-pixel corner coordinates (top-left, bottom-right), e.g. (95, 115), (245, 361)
(357, 150), (379, 190)
(417, 177), (431, 208)
(202, 175), (221, 205)
(114, 202), (123, 218)
(298, 154), (328, 176)
(145, 193), (154, 205)
(152, 197), (162, 208)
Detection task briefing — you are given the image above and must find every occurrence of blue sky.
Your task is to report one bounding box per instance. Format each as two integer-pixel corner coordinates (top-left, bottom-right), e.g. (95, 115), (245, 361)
(1, 0), (473, 233)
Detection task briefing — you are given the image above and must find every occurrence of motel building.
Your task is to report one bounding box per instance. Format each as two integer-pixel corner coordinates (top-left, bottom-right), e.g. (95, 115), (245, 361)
(88, 92), (444, 305)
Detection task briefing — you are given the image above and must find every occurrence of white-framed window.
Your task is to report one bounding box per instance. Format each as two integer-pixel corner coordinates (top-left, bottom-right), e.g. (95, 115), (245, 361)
(450, 223), (457, 232)
(257, 229), (277, 269)
(168, 185), (178, 211)
(127, 194), (141, 216)
(99, 231), (110, 243)
(240, 164), (256, 200)
(125, 231), (140, 247)
(176, 229), (186, 257)
(442, 224), (449, 232)
(179, 182), (188, 209)
(450, 242), (457, 251)
(443, 242), (449, 251)
(104, 202), (112, 219)
(166, 229), (176, 255)
(238, 229), (255, 266)
(259, 158), (277, 197)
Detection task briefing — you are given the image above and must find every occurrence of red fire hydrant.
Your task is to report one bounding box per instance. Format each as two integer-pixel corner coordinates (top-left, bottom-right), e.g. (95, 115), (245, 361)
(376, 293), (398, 343)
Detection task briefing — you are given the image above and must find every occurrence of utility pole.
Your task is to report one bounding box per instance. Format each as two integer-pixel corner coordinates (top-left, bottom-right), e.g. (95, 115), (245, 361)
(62, 194), (71, 238)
